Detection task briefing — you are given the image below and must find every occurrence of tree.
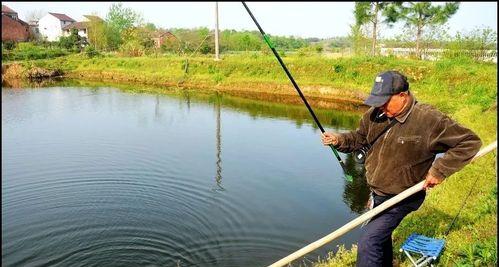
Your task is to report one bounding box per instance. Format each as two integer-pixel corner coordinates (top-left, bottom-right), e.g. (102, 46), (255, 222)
(386, 2), (459, 58)
(86, 13), (108, 50)
(170, 27), (214, 54)
(58, 29), (82, 51)
(105, 3), (142, 49)
(328, 36), (351, 49)
(119, 26), (155, 56)
(354, 2), (398, 56)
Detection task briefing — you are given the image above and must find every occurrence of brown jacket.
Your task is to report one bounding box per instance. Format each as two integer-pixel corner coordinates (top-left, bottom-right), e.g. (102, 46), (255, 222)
(335, 96), (482, 196)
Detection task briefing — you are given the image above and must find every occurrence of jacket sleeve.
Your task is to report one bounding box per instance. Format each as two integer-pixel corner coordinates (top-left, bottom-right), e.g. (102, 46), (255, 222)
(335, 112), (369, 153)
(427, 115), (482, 179)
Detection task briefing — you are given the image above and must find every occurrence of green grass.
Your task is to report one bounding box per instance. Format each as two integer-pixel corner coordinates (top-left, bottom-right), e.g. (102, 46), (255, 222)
(315, 153), (497, 267)
(23, 53), (496, 109)
(2, 42), (69, 61)
(9, 53), (498, 266)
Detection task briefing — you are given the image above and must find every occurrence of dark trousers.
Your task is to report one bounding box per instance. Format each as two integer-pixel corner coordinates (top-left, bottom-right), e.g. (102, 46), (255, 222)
(356, 191), (426, 267)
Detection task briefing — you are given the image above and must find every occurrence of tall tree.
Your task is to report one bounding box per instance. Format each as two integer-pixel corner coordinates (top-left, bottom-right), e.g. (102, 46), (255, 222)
(106, 3), (141, 33)
(386, 2), (459, 58)
(86, 13), (108, 50)
(105, 3), (142, 49)
(354, 2), (397, 56)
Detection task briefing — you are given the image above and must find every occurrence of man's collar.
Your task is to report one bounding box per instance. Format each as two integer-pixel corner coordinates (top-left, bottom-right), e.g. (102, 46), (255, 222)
(395, 95), (416, 123)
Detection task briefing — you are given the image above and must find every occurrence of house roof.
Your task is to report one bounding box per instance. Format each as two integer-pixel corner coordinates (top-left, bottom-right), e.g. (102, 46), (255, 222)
(83, 15), (103, 21)
(48, 12), (75, 22)
(153, 31), (177, 39)
(62, 21), (88, 31)
(2, 5), (17, 14)
(1, 12), (29, 27)
(17, 17), (29, 26)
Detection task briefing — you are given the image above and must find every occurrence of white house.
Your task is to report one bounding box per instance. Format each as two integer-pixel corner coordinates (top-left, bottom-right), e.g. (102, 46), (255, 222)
(38, 12), (75, 41)
(62, 15), (103, 39)
(62, 21), (88, 38)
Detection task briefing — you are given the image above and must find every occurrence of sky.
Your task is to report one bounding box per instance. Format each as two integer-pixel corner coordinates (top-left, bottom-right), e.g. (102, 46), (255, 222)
(3, 2), (497, 39)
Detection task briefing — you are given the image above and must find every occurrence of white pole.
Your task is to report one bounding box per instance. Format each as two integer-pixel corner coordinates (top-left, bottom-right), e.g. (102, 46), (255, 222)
(214, 1), (220, 61)
(268, 141), (497, 267)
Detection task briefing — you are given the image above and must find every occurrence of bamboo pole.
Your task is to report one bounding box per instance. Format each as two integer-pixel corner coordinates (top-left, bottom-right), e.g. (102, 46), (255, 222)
(269, 141), (497, 267)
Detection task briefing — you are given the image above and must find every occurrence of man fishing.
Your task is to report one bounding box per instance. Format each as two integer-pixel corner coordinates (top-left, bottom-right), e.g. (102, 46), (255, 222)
(321, 70), (482, 267)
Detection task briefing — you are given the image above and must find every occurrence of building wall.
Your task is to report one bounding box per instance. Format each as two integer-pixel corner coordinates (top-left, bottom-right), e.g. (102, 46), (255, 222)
(63, 28), (88, 38)
(38, 14), (64, 41)
(153, 37), (164, 48)
(1, 15), (29, 42)
(78, 29), (87, 38)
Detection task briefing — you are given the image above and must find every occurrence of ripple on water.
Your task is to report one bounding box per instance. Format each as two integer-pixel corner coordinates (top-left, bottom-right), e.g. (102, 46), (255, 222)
(3, 162), (284, 266)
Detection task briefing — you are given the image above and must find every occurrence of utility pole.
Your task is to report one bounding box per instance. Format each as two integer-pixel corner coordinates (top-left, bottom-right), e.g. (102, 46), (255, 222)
(214, 1), (220, 60)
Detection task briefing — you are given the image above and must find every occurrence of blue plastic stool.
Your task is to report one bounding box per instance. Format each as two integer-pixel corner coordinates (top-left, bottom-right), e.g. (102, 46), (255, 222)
(399, 233), (445, 267)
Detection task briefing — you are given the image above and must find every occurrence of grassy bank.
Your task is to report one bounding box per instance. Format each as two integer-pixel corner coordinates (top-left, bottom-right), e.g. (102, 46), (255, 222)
(13, 53), (497, 112)
(4, 53), (497, 266)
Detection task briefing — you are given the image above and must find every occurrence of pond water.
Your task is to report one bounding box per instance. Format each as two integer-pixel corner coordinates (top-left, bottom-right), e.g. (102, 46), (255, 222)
(2, 81), (370, 267)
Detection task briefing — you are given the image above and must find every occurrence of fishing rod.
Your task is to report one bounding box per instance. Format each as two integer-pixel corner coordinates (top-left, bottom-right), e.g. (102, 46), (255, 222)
(241, 2), (353, 181)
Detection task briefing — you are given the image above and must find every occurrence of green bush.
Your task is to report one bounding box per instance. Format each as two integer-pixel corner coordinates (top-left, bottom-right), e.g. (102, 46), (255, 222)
(119, 40), (145, 57)
(333, 64), (345, 73)
(3, 41), (16, 50)
(84, 45), (100, 58)
(58, 29), (83, 51)
(455, 238), (497, 266)
(2, 42), (69, 61)
(296, 44), (323, 57)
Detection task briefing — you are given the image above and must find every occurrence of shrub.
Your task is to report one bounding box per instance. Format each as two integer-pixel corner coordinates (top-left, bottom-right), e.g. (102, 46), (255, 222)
(85, 45), (100, 58)
(296, 44), (323, 57)
(456, 238), (497, 266)
(3, 41), (16, 50)
(119, 40), (145, 57)
(2, 42), (69, 61)
(333, 64), (344, 73)
(58, 29), (83, 51)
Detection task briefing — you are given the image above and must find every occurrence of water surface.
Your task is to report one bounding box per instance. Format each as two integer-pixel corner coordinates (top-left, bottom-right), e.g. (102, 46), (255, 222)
(2, 83), (369, 267)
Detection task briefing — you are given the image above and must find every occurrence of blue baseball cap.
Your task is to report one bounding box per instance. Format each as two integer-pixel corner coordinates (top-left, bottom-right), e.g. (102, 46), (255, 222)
(364, 71), (409, 107)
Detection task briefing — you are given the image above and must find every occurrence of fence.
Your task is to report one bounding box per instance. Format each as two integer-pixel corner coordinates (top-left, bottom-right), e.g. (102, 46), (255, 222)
(380, 47), (498, 63)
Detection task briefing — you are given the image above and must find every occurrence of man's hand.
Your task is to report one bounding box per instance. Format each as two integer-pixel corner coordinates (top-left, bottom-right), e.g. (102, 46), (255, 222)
(321, 132), (339, 146)
(422, 171), (444, 191)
